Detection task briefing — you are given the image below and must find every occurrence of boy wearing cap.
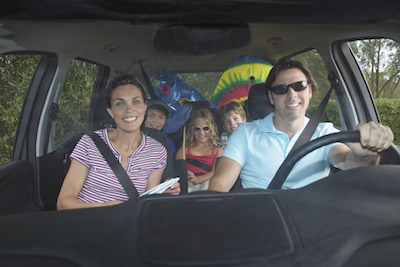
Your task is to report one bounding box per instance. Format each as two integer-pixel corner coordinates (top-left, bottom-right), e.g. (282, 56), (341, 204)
(144, 100), (177, 159)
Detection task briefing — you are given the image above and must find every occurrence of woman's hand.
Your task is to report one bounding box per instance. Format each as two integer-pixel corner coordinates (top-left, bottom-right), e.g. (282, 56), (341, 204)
(163, 178), (181, 195)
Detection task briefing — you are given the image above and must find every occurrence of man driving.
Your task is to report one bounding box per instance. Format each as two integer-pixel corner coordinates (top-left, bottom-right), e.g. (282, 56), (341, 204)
(209, 60), (394, 191)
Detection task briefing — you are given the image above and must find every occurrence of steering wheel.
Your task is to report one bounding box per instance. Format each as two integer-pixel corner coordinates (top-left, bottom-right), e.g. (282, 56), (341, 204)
(267, 131), (400, 189)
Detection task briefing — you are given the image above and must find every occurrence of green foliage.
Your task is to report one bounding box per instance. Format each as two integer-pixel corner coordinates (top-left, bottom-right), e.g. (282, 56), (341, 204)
(375, 98), (400, 146)
(307, 100), (342, 127)
(55, 60), (98, 140)
(177, 72), (222, 100)
(308, 99), (400, 146)
(0, 56), (97, 164)
(350, 39), (400, 99)
(0, 54), (40, 164)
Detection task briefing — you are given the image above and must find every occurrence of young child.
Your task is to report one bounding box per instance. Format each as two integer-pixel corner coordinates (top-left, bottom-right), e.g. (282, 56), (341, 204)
(144, 99), (176, 159)
(219, 101), (247, 148)
(175, 109), (224, 193)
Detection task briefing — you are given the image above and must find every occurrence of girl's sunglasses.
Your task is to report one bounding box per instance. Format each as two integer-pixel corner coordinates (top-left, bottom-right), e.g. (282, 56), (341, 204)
(269, 81), (310, 95)
(193, 126), (211, 132)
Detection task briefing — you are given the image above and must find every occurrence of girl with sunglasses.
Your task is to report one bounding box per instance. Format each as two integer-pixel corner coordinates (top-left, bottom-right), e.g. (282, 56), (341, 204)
(175, 109), (224, 192)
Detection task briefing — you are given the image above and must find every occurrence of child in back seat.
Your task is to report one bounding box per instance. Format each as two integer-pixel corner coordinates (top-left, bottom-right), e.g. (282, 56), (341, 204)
(144, 99), (177, 159)
(219, 101), (247, 148)
(175, 109), (224, 193)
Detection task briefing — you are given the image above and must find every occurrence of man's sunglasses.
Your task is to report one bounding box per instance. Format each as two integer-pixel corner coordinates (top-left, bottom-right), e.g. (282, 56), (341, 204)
(269, 81), (310, 95)
(193, 126), (211, 132)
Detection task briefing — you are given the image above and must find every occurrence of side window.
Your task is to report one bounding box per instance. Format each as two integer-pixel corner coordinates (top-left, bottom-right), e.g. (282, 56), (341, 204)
(348, 38), (400, 146)
(55, 59), (99, 141)
(0, 54), (41, 164)
(292, 49), (342, 128)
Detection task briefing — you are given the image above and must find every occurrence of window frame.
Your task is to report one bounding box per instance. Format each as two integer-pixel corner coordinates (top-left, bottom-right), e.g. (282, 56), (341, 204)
(332, 40), (381, 126)
(7, 52), (59, 162)
(36, 56), (110, 157)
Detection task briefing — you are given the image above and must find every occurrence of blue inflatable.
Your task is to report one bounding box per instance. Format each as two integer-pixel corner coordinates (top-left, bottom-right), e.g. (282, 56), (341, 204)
(151, 69), (215, 115)
(163, 104), (192, 135)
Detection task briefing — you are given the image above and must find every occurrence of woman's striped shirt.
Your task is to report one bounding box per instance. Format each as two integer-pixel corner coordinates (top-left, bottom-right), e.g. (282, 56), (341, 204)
(70, 128), (167, 203)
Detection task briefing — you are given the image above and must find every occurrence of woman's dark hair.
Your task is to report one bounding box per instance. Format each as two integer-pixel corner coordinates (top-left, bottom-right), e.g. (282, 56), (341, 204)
(264, 60), (317, 104)
(105, 74), (148, 108)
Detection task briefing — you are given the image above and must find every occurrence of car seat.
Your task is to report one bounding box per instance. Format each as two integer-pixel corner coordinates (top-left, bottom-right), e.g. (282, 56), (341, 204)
(141, 127), (176, 183)
(245, 83), (274, 121)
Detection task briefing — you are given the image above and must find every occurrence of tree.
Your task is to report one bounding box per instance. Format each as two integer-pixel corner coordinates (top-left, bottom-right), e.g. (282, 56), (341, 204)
(350, 39), (400, 99)
(0, 55), (98, 163)
(56, 60), (98, 140)
(0, 54), (40, 164)
(177, 72), (222, 100)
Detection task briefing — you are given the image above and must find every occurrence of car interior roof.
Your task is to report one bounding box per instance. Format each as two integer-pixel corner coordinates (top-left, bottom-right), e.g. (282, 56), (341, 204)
(3, 0), (400, 24)
(1, 20), (399, 77)
(1, 1), (400, 77)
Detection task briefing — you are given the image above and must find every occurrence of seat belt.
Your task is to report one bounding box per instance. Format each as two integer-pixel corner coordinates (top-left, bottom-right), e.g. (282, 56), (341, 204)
(139, 60), (158, 100)
(268, 71), (337, 189)
(288, 71), (337, 156)
(49, 103), (139, 199)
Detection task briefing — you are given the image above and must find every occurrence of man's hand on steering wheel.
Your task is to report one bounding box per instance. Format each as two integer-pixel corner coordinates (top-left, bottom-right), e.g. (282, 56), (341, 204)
(346, 121), (394, 157)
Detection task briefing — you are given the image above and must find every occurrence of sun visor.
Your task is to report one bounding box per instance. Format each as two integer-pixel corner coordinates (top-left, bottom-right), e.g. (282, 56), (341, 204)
(154, 23), (251, 55)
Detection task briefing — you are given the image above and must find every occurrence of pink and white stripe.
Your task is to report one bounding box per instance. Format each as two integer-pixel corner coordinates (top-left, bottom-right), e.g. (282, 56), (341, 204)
(70, 128), (167, 202)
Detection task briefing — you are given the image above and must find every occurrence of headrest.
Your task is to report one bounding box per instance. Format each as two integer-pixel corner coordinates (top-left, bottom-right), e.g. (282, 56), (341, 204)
(246, 83), (273, 120)
(185, 101), (210, 113)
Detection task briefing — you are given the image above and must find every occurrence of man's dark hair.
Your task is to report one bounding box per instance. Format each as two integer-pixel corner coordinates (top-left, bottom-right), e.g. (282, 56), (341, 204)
(264, 60), (317, 104)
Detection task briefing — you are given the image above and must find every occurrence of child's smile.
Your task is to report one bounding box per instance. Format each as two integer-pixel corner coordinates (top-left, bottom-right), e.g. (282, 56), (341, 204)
(193, 118), (211, 144)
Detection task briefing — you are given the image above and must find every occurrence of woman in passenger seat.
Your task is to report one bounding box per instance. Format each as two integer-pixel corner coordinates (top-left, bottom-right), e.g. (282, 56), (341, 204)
(175, 109), (223, 193)
(57, 74), (180, 210)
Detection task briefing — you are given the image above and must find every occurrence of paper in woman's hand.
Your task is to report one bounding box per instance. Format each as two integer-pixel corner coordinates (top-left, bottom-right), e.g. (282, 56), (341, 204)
(140, 177), (180, 197)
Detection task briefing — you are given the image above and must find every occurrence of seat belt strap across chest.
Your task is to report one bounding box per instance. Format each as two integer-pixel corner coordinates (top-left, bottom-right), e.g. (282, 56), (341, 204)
(49, 103), (139, 199)
(287, 71), (337, 157)
(287, 86), (333, 157)
(268, 71), (337, 189)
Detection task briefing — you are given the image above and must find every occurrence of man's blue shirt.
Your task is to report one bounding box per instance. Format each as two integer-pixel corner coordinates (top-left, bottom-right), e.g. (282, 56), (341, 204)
(222, 113), (339, 189)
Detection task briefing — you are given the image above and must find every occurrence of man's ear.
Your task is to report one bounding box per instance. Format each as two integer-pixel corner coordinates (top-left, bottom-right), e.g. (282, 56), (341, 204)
(268, 90), (274, 105)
